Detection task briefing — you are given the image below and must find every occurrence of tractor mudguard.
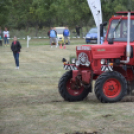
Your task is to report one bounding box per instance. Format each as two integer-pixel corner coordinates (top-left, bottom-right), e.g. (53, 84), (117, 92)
(81, 70), (92, 84)
(71, 70), (92, 84)
(71, 70), (80, 82)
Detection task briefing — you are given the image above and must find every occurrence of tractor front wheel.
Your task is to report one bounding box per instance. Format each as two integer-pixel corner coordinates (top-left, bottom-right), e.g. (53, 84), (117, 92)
(95, 71), (127, 103)
(58, 71), (91, 102)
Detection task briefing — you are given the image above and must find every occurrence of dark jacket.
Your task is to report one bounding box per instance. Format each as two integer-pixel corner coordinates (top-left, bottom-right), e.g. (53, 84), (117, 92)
(11, 41), (21, 53)
(76, 26), (81, 33)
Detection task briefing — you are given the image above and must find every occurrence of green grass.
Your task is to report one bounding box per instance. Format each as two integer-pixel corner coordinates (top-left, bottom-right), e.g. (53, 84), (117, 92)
(0, 39), (134, 134)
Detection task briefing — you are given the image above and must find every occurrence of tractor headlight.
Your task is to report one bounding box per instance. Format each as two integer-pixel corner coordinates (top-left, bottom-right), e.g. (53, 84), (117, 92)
(71, 58), (76, 64)
(101, 59), (106, 64)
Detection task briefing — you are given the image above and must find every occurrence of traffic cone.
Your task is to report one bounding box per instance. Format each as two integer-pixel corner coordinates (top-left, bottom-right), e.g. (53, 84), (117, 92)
(60, 44), (62, 49)
(63, 44), (66, 49)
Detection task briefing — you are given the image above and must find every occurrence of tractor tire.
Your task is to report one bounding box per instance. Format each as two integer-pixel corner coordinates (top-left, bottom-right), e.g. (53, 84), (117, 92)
(95, 71), (127, 103)
(58, 70), (91, 102)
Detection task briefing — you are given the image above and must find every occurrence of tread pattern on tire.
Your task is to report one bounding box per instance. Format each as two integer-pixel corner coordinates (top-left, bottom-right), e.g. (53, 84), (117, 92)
(58, 71), (90, 102)
(95, 71), (127, 103)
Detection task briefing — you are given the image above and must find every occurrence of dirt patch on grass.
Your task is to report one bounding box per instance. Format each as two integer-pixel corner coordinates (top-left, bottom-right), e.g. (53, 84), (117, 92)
(121, 95), (134, 102)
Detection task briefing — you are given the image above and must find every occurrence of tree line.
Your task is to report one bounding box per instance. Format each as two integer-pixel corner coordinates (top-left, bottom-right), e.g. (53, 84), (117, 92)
(0, 0), (134, 32)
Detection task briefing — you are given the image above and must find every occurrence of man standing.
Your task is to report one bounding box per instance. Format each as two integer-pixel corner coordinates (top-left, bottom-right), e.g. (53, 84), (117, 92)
(63, 27), (70, 45)
(3, 27), (10, 46)
(75, 25), (81, 38)
(49, 27), (57, 48)
(0, 27), (2, 46)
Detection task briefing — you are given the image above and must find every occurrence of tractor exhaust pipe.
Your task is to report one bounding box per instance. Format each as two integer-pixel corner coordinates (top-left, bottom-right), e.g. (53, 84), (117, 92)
(121, 11), (131, 64)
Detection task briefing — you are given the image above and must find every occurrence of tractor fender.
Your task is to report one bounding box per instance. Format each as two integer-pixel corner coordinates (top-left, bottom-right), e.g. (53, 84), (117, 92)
(71, 70), (80, 82)
(81, 70), (92, 84)
(71, 70), (92, 84)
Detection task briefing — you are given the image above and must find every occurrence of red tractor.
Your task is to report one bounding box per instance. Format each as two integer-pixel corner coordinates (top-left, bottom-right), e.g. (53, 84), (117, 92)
(58, 12), (134, 103)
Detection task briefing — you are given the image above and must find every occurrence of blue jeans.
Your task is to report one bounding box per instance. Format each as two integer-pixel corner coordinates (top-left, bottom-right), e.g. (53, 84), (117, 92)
(13, 53), (19, 67)
(4, 37), (9, 44)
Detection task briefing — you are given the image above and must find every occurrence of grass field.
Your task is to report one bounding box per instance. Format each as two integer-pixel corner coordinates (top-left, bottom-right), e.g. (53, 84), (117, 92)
(0, 39), (134, 134)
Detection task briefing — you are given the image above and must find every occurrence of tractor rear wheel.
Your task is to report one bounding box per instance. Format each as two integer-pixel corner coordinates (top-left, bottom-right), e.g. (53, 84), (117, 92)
(95, 71), (127, 103)
(58, 71), (91, 102)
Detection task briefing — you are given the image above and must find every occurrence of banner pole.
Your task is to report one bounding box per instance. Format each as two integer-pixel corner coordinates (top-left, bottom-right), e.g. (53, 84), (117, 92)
(97, 24), (100, 44)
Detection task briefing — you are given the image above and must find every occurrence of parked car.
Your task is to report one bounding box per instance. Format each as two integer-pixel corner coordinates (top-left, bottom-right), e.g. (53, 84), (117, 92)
(55, 27), (70, 45)
(85, 27), (106, 44)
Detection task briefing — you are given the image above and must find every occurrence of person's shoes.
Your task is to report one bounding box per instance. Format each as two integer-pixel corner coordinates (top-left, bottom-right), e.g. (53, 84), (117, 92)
(15, 66), (19, 69)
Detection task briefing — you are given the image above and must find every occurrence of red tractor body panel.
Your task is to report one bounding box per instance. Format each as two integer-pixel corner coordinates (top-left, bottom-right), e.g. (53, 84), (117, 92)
(59, 12), (134, 102)
(90, 45), (125, 59)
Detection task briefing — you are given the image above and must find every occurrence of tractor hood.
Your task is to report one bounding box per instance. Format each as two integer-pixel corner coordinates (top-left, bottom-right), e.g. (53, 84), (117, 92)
(79, 44), (126, 59)
(90, 44), (126, 59)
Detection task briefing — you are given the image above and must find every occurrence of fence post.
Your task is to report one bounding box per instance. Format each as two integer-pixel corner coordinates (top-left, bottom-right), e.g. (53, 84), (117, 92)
(27, 36), (31, 48)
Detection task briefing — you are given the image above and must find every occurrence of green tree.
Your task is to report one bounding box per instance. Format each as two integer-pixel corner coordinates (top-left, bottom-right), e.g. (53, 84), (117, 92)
(0, 0), (11, 26)
(2, 0), (133, 32)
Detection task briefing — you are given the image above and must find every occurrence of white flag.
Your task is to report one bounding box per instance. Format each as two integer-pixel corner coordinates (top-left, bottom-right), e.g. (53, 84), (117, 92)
(87, 0), (102, 44)
(87, 0), (102, 26)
